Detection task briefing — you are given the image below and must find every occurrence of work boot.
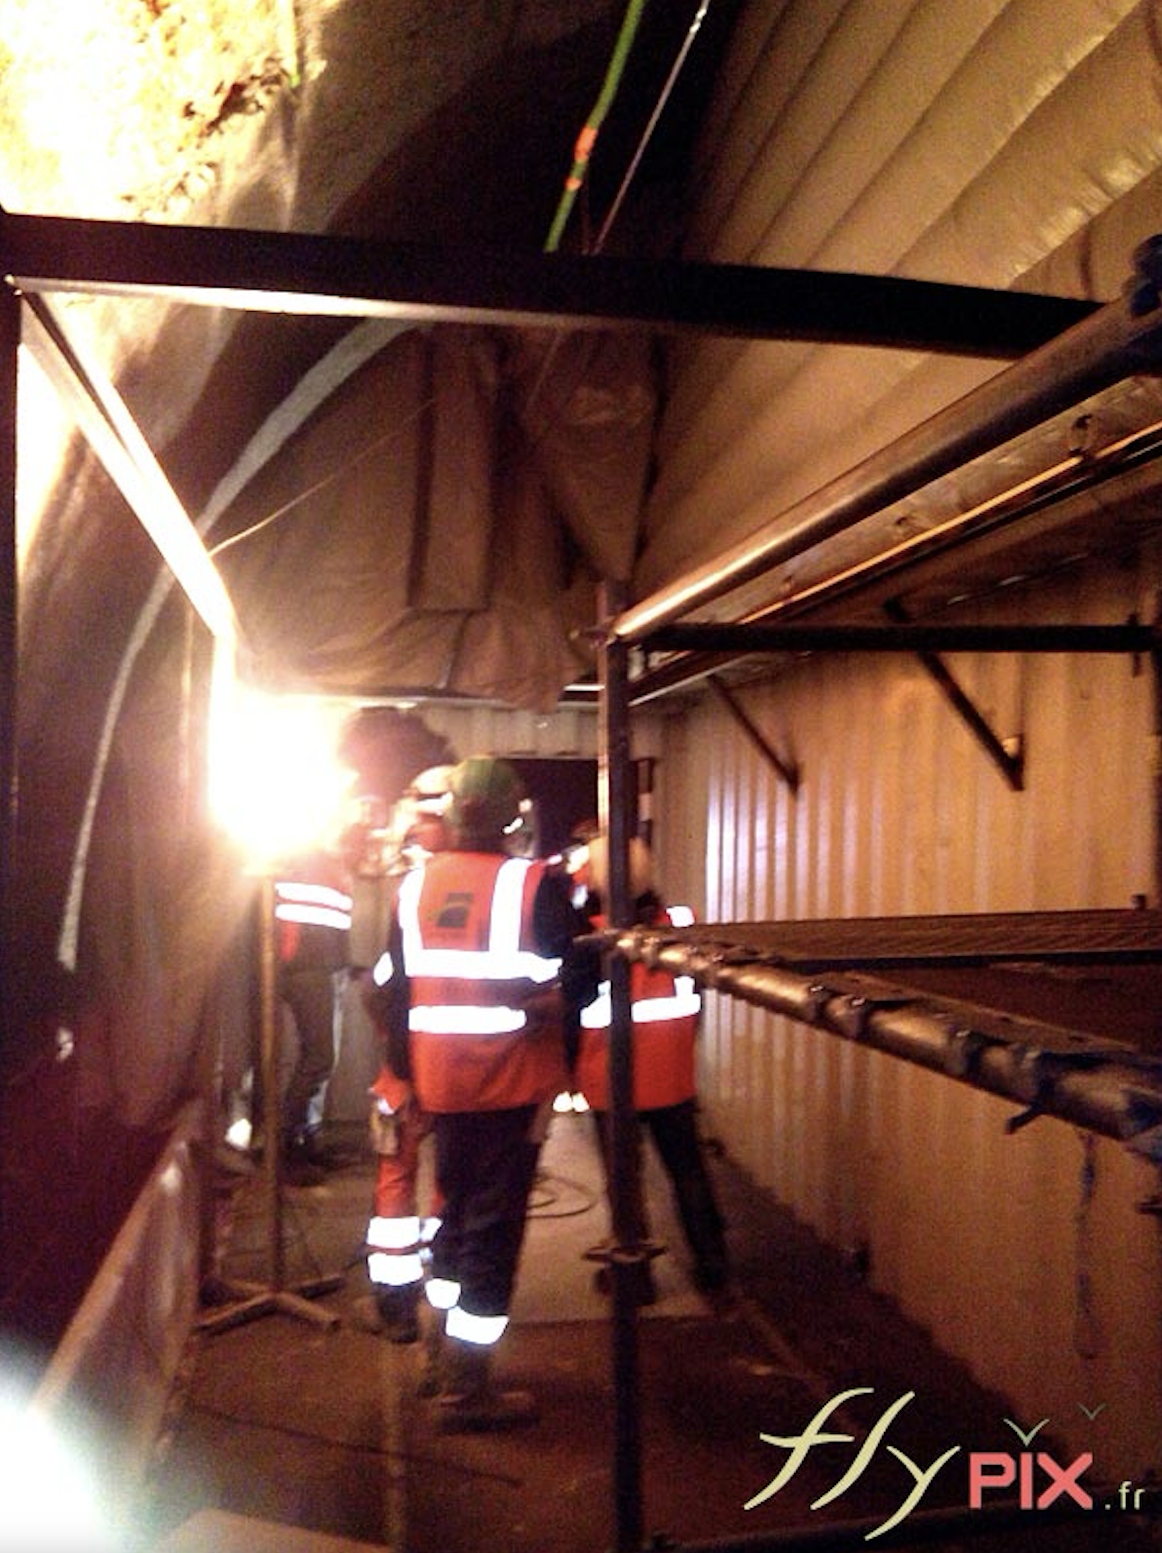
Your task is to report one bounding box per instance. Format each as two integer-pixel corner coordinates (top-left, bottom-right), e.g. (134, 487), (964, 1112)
(351, 1286), (421, 1344)
(434, 1338), (537, 1432)
(378, 1285), (422, 1344)
(281, 1140), (327, 1187)
(295, 1128), (347, 1170)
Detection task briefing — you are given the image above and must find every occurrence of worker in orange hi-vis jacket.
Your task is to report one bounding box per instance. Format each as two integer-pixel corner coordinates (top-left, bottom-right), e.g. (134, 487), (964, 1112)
(570, 833), (730, 1306)
(372, 756), (595, 1431)
(273, 845), (353, 1185)
(355, 766), (452, 1350)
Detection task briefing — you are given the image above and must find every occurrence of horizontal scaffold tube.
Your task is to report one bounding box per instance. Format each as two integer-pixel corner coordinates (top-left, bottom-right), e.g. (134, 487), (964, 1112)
(612, 929), (1162, 1159)
(612, 268), (1162, 642)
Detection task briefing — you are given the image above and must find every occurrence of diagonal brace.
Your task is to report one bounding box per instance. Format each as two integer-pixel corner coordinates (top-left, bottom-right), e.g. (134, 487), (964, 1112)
(882, 598), (1023, 790)
(708, 675), (800, 794)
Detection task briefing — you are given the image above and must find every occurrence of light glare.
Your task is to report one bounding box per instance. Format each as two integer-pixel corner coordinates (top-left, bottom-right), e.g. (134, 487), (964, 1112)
(0, 1394), (116, 1552)
(210, 682), (355, 864)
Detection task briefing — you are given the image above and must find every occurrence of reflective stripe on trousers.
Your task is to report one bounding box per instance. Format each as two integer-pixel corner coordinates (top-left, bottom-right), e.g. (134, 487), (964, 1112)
(366, 1214), (441, 1289)
(424, 1278), (509, 1347)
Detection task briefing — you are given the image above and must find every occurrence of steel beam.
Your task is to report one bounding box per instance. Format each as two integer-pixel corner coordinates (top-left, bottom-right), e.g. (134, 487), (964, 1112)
(707, 676), (800, 793)
(627, 422), (1162, 704)
(0, 210), (1095, 356)
(20, 295), (239, 644)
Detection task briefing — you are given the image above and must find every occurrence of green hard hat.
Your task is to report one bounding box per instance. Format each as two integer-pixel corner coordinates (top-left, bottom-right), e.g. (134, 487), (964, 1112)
(447, 756), (525, 843)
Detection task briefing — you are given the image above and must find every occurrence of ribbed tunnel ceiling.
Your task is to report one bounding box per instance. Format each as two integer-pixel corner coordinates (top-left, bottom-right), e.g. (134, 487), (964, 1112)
(6, 0), (1162, 733)
(7, 0), (1162, 1362)
(4, 0), (741, 709)
(8, 2), (1162, 715)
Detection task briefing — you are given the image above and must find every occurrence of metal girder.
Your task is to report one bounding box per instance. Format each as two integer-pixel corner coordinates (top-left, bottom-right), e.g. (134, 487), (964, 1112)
(596, 581), (647, 1553)
(627, 418), (1162, 705)
(20, 294), (239, 644)
(0, 209), (1096, 354)
(653, 907), (1162, 968)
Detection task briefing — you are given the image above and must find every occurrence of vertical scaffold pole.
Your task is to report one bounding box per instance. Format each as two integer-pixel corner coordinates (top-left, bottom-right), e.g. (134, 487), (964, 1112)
(598, 581), (645, 1553)
(0, 285), (19, 1071)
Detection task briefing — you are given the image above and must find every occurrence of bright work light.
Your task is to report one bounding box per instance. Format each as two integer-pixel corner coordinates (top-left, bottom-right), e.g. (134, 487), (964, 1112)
(209, 676), (355, 864)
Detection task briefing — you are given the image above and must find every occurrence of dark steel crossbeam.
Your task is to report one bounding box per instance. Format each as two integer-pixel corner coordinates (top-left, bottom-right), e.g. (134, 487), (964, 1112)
(708, 675), (800, 793)
(0, 210), (1096, 355)
(644, 621), (1158, 655)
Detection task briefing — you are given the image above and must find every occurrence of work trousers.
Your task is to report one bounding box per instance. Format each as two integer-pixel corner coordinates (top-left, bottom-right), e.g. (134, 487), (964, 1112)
(278, 966), (339, 1143)
(430, 1105), (541, 1319)
(594, 1099), (727, 1274)
(373, 1102), (436, 1220)
(367, 1102), (442, 1292)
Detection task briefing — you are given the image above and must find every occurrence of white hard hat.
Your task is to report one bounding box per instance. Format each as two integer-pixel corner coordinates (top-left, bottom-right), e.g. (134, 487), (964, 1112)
(585, 835), (654, 899)
(408, 765), (455, 814)
(388, 765), (454, 852)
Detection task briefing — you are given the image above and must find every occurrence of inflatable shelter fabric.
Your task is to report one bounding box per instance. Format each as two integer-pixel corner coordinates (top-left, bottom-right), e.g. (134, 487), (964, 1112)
(6, 0), (1162, 1362)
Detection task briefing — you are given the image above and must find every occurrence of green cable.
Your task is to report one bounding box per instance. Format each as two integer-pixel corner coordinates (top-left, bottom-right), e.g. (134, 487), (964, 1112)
(543, 0), (648, 254)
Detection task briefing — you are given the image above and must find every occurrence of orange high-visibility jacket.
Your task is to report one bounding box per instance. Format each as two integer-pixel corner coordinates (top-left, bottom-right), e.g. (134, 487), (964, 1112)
(397, 852), (567, 1113)
(574, 906), (702, 1112)
(274, 852), (352, 969)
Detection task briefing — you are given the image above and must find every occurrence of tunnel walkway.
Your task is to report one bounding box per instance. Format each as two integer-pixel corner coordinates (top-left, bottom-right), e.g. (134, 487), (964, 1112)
(137, 1112), (1155, 1553)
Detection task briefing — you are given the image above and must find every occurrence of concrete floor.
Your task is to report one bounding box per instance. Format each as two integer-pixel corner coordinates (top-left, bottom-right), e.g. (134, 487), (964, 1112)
(137, 1113), (1158, 1553)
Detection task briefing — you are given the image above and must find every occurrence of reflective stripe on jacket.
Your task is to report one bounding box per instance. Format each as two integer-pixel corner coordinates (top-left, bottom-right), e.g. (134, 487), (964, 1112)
(574, 906), (701, 1112)
(275, 858), (352, 969)
(398, 852), (567, 1112)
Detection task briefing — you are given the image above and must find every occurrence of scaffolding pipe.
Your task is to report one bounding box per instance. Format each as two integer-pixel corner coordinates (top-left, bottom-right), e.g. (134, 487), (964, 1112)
(612, 258), (1162, 644)
(597, 586), (647, 1553)
(0, 286), (15, 1067)
(627, 424), (1162, 704)
(612, 931), (1162, 1157)
(644, 622), (1158, 656)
